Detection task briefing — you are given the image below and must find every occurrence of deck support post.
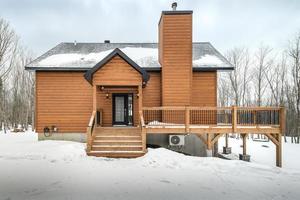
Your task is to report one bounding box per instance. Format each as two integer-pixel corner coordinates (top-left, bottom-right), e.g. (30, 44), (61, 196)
(239, 133), (250, 162)
(225, 134), (228, 148)
(206, 133), (213, 157)
(93, 85), (97, 126)
(138, 85), (143, 124)
(223, 133), (232, 154)
(276, 134), (282, 167)
(185, 106), (190, 133)
(232, 106), (237, 133)
(275, 107), (285, 168)
(242, 134), (247, 155)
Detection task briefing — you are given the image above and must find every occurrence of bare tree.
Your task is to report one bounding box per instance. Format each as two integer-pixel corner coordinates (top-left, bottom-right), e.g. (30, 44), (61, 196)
(225, 47), (251, 106)
(0, 18), (19, 132)
(288, 32), (300, 143)
(252, 44), (273, 107)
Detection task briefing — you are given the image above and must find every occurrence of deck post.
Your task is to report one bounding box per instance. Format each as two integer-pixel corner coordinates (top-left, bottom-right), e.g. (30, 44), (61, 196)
(232, 106), (237, 133)
(241, 134), (247, 155)
(276, 134), (282, 167)
(223, 133), (232, 154)
(185, 106), (190, 133)
(138, 85), (143, 124)
(280, 107), (286, 135)
(206, 133), (213, 157)
(239, 133), (250, 162)
(93, 85), (97, 126)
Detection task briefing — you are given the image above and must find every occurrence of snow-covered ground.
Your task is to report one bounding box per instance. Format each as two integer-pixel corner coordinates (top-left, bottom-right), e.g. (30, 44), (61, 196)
(0, 131), (300, 200)
(218, 135), (300, 170)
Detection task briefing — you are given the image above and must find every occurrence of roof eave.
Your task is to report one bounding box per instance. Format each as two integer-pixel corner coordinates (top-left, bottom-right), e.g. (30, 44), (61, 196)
(25, 66), (90, 71)
(193, 67), (234, 72)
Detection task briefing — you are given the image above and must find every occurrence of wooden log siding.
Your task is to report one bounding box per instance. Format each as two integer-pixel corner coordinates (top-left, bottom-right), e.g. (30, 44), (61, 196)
(35, 72), (92, 133)
(92, 55), (142, 86)
(191, 72), (217, 124)
(192, 72), (217, 107)
(159, 13), (193, 106)
(142, 72), (161, 107)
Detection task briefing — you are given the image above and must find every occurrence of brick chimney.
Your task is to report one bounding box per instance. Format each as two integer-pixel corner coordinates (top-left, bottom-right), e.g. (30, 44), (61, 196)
(159, 3), (193, 106)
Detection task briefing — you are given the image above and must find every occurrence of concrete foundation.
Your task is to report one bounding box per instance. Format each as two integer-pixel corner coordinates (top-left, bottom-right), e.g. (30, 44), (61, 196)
(239, 154), (251, 162)
(223, 146), (232, 154)
(147, 133), (208, 156)
(38, 133), (86, 143)
(206, 149), (213, 157)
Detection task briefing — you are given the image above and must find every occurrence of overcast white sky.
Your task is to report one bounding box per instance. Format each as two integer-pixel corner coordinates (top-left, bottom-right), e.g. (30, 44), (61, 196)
(0, 0), (299, 55)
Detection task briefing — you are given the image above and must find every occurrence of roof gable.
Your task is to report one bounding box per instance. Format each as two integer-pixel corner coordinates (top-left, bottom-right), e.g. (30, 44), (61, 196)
(84, 48), (150, 84)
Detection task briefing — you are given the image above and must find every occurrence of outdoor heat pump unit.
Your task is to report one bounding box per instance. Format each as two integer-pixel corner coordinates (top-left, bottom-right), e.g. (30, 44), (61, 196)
(169, 135), (185, 146)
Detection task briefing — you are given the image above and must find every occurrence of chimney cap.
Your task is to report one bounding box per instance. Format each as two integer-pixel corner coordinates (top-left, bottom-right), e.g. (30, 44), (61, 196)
(104, 40), (110, 43)
(172, 2), (177, 11)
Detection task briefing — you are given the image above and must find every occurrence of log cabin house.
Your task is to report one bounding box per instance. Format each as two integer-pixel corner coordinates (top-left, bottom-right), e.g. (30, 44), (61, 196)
(25, 3), (285, 167)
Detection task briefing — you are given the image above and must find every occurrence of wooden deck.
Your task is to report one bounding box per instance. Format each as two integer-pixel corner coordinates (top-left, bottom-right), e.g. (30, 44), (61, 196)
(86, 106), (285, 167)
(141, 106), (285, 167)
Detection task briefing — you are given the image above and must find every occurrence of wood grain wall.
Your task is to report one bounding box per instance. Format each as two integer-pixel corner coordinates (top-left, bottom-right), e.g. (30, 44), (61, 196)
(35, 72), (92, 133)
(143, 72), (161, 107)
(159, 12), (193, 106)
(93, 55), (142, 86)
(192, 72), (217, 106)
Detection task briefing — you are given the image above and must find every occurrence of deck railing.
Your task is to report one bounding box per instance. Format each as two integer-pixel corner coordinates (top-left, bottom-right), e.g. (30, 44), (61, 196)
(86, 110), (96, 152)
(142, 106), (285, 133)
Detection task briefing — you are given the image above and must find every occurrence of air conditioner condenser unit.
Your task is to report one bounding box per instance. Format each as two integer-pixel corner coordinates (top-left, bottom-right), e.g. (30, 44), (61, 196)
(169, 135), (185, 146)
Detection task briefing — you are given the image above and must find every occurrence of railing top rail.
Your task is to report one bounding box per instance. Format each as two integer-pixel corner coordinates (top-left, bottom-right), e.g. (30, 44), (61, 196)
(237, 107), (281, 110)
(139, 111), (145, 127)
(142, 106), (282, 111)
(142, 106), (233, 110)
(88, 111), (96, 127)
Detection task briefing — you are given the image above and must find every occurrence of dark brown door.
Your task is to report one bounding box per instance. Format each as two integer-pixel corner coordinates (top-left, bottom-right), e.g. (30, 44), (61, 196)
(112, 94), (133, 126)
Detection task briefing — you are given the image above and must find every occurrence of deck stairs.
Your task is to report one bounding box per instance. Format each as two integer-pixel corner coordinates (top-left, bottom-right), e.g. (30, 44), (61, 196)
(87, 127), (145, 158)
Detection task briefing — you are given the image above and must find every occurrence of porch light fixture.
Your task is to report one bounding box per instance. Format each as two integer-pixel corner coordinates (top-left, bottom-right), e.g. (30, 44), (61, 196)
(136, 93), (140, 98)
(101, 86), (105, 91)
(106, 92), (109, 99)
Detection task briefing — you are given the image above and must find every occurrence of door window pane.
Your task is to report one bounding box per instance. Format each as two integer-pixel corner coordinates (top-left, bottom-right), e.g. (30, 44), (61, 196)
(128, 94), (133, 125)
(115, 96), (124, 122)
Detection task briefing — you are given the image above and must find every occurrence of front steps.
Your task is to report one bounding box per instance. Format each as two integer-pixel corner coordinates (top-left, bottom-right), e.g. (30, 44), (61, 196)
(87, 127), (145, 158)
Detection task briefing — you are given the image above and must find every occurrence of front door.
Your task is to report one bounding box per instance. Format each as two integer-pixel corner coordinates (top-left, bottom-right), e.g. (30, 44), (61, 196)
(112, 94), (133, 126)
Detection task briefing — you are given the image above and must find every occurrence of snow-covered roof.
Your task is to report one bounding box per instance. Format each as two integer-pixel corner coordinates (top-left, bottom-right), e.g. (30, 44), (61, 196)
(25, 42), (233, 71)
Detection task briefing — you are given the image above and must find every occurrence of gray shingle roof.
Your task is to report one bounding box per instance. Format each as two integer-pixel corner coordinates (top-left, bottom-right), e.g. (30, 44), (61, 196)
(25, 42), (233, 71)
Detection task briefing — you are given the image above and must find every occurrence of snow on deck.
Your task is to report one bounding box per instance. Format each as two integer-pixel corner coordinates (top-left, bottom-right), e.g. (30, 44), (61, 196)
(0, 131), (299, 200)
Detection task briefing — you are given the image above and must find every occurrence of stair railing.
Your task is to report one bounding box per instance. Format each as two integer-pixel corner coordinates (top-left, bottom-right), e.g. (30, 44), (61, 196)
(139, 111), (146, 153)
(86, 110), (96, 152)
